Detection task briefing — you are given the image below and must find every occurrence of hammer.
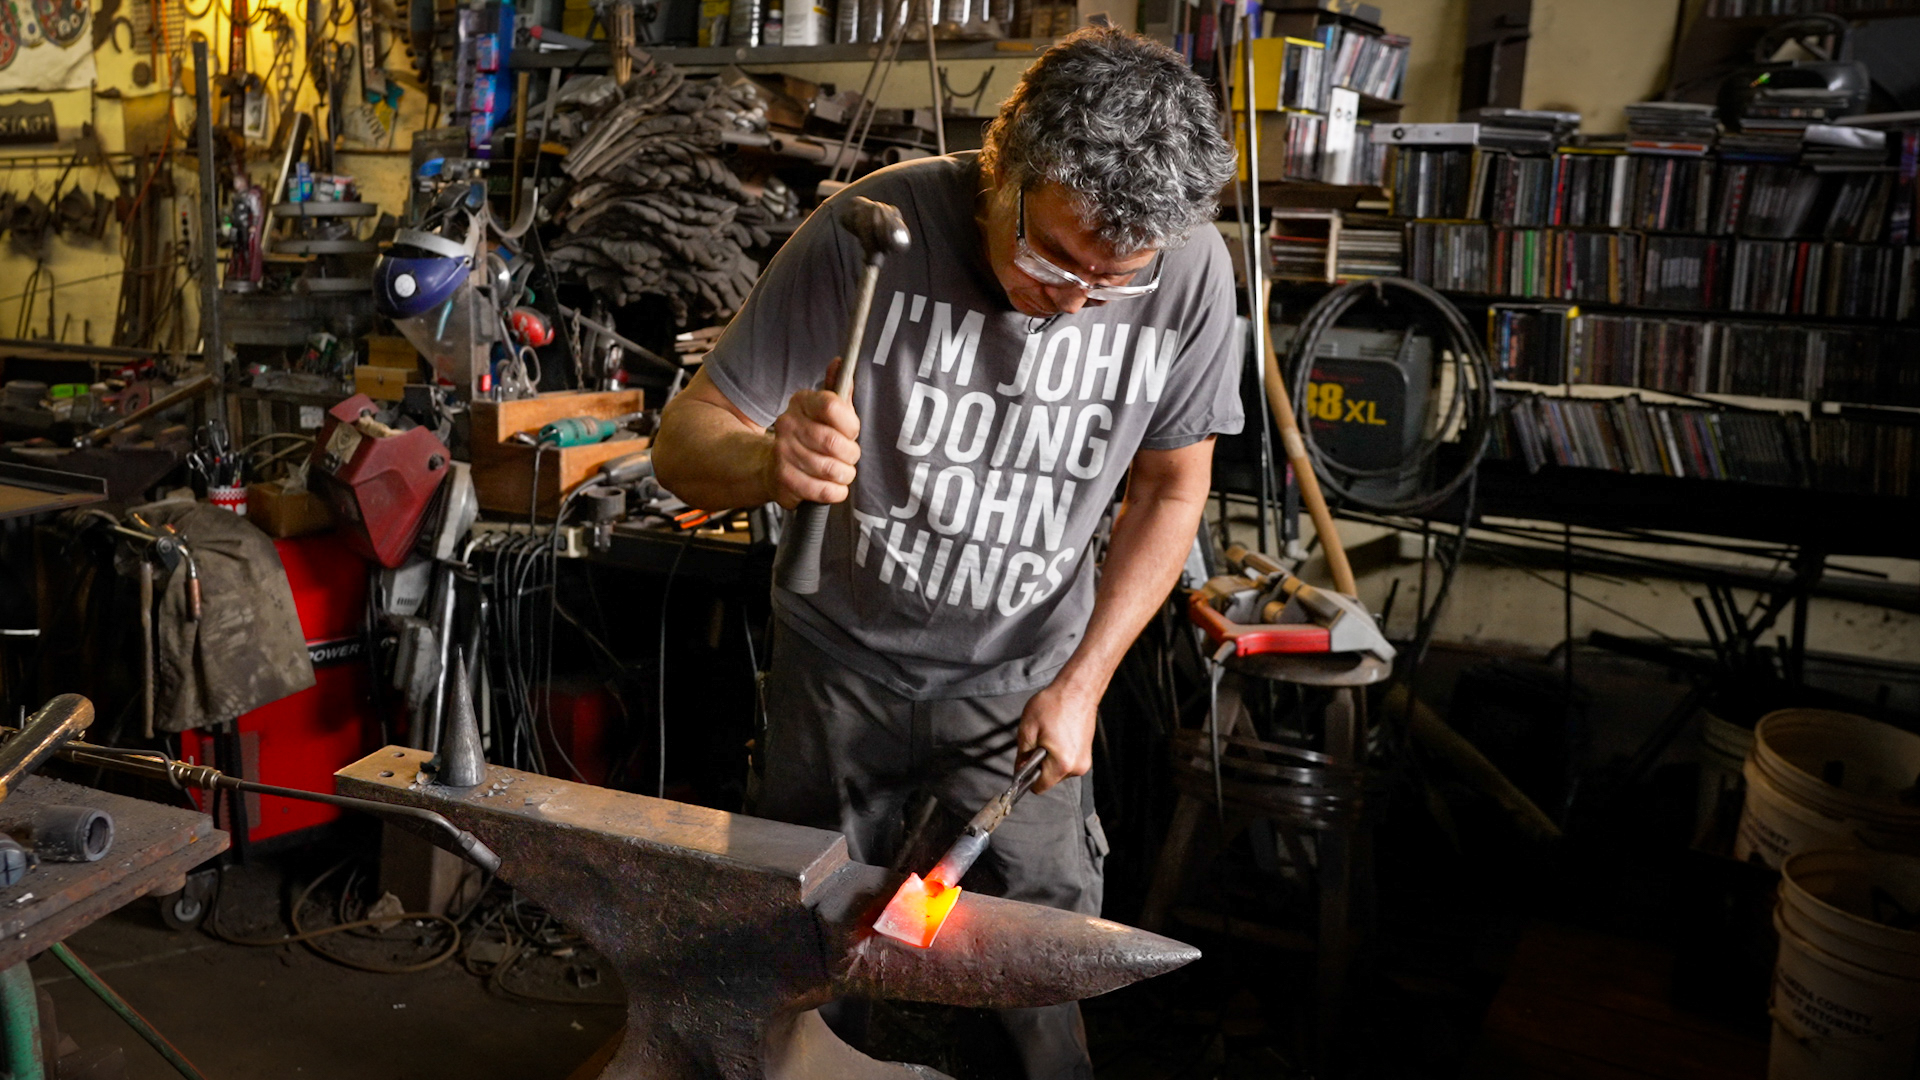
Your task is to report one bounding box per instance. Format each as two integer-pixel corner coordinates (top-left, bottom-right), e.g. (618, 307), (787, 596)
(772, 196), (911, 595)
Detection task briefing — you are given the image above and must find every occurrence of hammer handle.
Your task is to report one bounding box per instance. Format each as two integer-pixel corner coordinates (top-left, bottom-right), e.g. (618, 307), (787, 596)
(773, 258), (884, 595)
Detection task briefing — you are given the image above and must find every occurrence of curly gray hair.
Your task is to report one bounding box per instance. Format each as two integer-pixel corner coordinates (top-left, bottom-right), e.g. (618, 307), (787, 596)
(981, 25), (1236, 254)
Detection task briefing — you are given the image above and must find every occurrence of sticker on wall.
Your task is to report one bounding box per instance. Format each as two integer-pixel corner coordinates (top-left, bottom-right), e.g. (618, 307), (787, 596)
(0, 1), (19, 69)
(31, 0), (88, 47)
(0, 99), (57, 144)
(0, 0), (96, 91)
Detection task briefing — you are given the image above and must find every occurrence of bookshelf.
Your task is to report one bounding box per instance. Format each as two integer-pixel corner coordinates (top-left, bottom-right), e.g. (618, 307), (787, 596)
(1262, 122), (1920, 509)
(1701, 1), (1920, 20)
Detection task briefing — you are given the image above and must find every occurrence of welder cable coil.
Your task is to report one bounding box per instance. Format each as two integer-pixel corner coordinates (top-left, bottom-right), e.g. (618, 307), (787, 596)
(1281, 278), (1496, 515)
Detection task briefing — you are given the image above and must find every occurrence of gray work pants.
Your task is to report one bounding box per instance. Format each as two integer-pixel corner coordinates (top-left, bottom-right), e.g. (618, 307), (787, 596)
(755, 626), (1109, 1080)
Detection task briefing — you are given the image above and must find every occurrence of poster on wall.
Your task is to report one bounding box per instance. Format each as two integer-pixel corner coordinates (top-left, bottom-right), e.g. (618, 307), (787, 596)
(0, 0), (96, 93)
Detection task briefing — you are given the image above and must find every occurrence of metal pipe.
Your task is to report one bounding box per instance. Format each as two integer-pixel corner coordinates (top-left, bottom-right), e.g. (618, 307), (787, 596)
(1239, 12), (1269, 555)
(0, 962), (45, 1080)
(139, 560), (155, 739)
(0, 694), (92, 803)
(48, 944), (206, 1080)
(552, 303), (675, 372)
(37, 738), (502, 874)
(191, 40), (225, 419)
(424, 565), (456, 755)
(924, 0), (946, 157)
(77, 373), (214, 446)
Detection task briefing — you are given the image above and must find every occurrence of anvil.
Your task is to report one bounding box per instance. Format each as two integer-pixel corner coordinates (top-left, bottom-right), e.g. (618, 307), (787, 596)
(336, 748), (1199, 1080)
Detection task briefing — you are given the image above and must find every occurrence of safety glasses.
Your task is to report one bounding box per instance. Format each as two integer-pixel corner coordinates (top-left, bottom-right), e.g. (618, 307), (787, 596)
(1012, 188), (1162, 301)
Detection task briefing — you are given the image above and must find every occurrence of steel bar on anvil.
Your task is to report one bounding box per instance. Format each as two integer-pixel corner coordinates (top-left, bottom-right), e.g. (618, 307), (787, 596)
(336, 747), (1198, 1080)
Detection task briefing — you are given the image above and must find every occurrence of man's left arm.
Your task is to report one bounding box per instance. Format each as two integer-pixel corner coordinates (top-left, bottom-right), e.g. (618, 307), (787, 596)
(1018, 438), (1216, 792)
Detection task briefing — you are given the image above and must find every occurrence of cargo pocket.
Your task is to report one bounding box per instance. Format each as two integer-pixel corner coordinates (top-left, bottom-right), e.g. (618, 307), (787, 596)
(1084, 811), (1110, 873)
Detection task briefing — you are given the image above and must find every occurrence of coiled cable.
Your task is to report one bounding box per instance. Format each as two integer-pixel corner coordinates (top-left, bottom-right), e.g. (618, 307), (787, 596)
(1281, 277), (1495, 515)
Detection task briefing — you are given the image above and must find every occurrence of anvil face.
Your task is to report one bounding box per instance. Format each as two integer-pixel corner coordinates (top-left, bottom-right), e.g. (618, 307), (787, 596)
(336, 748), (1198, 1080)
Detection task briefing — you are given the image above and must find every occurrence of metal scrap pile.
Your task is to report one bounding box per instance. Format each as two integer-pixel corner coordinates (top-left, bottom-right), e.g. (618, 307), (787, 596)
(545, 64), (783, 325)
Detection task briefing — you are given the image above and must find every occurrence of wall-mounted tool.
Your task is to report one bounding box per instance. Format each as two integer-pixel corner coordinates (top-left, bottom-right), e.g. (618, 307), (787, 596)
(770, 196), (909, 596)
(872, 748), (1049, 949)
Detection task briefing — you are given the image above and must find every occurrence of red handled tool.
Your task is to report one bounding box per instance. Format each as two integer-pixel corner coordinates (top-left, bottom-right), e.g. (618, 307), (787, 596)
(1188, 546), (1395, 663)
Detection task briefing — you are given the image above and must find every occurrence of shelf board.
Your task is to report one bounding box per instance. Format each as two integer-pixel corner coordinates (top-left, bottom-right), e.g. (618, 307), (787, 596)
(510, 37), (1054, 70)
(1703, 7), (1920, 25)
(1437, 289), (1917, 329)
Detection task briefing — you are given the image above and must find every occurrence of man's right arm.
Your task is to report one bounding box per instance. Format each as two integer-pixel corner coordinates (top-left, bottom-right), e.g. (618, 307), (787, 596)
(652, 366), (863, 512)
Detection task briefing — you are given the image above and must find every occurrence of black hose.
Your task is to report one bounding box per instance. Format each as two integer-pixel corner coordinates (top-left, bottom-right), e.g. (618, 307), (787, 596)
(1282, 277), (1496, 515)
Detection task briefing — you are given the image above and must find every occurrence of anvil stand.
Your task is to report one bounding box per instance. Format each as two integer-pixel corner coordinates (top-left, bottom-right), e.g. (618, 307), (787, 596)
(1141, 650), (1389, 1079)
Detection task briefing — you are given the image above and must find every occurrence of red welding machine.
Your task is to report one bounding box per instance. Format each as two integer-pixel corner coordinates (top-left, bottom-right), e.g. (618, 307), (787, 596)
(309, 394), (450, 568)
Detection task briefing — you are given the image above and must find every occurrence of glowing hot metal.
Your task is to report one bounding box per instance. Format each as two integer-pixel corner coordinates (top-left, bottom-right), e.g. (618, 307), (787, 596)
(871, 749), (1048, 949)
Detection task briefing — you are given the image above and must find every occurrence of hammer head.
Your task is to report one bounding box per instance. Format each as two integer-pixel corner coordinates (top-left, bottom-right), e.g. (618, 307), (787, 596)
(838, 197), (910, 263)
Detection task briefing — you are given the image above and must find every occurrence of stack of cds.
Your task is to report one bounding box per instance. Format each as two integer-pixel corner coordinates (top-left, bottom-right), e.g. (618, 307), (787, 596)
(1624, 102), (1720, 155)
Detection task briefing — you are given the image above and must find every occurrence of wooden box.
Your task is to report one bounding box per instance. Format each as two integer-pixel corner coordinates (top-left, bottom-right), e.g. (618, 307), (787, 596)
(364, 336), (421, 370)
(469, 390), (647, 519)
(247, 481), (335, 538)
(353, 365), (418, 401)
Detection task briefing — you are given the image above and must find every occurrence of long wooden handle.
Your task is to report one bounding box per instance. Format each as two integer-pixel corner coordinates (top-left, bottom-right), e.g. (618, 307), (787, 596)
(773, 260), (884, 595)
(1259, 282), (1357, 597)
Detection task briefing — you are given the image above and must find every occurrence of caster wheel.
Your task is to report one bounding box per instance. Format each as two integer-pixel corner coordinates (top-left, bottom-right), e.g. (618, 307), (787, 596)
(155, 889), (206, 931)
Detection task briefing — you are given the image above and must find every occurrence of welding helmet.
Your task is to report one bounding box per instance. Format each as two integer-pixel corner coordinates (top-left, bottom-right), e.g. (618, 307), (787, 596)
(374, 210), (492, 394)
(374, 229), (475, 318)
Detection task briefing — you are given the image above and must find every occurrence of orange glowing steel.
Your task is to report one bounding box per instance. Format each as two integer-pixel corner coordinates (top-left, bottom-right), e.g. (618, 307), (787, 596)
(871, 873), (964, 949)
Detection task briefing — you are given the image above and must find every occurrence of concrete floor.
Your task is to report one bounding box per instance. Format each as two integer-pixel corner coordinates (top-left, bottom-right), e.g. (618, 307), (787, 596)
(27, 859), (624, 1080)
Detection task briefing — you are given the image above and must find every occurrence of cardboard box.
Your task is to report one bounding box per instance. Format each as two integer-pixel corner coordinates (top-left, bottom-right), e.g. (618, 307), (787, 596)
(354, 365), (418, 401)
(247, 481), (335, 538)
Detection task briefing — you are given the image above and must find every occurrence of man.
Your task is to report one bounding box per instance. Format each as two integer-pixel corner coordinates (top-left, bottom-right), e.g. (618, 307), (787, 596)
(654, 25), (1239, 1078)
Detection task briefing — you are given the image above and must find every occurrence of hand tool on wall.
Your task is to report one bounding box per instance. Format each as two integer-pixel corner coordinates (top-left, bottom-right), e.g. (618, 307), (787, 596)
(872, 748), (1049, 949)
(1258, 281), (1357, 596)
(771, 196), (910, 596)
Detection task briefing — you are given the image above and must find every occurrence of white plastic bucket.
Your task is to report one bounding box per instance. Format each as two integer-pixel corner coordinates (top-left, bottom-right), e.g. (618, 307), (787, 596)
(1769, 907), (1920, 1080)
(1698, 710), (1754, 831)
(1734, 710), (1920, 868)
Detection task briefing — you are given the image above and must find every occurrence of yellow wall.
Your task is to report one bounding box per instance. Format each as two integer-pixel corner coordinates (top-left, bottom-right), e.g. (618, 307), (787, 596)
(1523, 0), (1683, 132)
(1371, 0), (1470, 122)
(1373, 0), (1692, 131)
(0, 2), (430, 353)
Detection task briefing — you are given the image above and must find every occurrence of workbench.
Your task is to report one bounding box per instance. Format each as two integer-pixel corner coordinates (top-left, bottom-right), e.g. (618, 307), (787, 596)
(0, 775), (227, 969)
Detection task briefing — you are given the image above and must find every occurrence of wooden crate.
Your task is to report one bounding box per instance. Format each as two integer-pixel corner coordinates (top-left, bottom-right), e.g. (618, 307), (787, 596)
(364, 336), (421, 370)
(470, 390), (647, 519)
(353, 365), (418, 401)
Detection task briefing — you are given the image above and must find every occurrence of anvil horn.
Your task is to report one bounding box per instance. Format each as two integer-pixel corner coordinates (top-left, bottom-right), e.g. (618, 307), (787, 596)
(336, 747), (1198, 1080)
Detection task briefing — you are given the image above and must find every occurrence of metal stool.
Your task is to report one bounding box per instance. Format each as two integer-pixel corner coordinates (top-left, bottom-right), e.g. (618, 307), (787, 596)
(1143, 649), (1390, 1078)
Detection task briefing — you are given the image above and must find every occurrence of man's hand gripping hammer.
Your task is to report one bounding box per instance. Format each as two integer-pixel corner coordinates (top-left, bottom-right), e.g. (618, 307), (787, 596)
(773, 196), (911, 595)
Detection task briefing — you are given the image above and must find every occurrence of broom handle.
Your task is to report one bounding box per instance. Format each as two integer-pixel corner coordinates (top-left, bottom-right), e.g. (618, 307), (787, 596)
(1258, 281), (1357, 597)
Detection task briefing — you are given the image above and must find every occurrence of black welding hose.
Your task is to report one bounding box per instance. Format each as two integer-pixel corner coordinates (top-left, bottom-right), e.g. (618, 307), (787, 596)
(1283, 277), (1495, 515)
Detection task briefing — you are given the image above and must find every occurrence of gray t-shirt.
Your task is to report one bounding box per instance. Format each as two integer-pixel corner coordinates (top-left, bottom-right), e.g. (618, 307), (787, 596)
(701, 152), (1243, 700)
